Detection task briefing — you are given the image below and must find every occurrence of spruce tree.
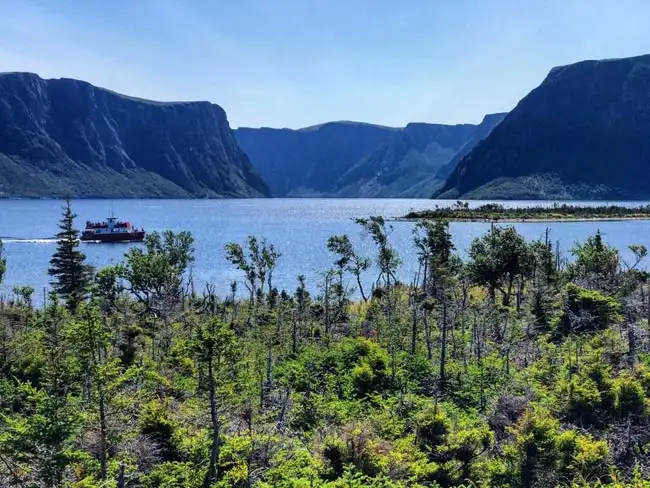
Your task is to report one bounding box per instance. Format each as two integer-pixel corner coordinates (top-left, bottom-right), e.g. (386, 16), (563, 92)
(0, 238), (6, 284)
(48, 198), (93, 312)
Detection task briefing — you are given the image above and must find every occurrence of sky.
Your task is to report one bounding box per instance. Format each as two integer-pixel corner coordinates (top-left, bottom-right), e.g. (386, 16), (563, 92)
(1, 1), (649, 129)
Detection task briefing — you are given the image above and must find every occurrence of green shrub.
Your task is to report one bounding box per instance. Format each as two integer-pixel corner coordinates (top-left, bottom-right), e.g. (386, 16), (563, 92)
(610, 373), (646, 418)
(559, 284), (622, 335)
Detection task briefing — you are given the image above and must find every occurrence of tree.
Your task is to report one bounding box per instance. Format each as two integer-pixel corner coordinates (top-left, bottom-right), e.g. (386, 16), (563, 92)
(48, 198), (93, 312)
(122, 230), (194, 317)
(69, 305), (119, 481)
(559, 283), (622, 335)
(413, 220), (455, 296)
(413, 220), (457, 387)
(467, 226), (533, 306)
(0, 238), (6, 285)
(530, 229), (558, 287)
(225, 236), (281, 303)
(194, 318), (237, 487)
(569, 230), (620, 291)
(355, 216), (401, 288)
(327, 234), (370, 302)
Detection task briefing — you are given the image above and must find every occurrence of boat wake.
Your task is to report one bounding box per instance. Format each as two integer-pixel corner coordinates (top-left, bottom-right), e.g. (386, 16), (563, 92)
(0, 237), (56, 244)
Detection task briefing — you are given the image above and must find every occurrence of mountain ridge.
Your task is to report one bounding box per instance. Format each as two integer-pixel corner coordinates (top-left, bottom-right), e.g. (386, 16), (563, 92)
(435, 54), (650, 200)
(0, 72), (270, 198)
(235, 116), (505, 198)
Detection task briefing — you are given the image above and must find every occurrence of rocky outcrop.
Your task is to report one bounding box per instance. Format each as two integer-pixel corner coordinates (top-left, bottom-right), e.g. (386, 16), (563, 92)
(436, 55), (650, 200)
(334, 123), (477, 197)
(0, 72), (270, 198)
(236, 117), (505, 198)
(235, 122), (398, 197)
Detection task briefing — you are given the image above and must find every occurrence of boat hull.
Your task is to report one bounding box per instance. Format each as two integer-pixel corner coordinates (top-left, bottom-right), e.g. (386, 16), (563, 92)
(81, 231), (146, 243)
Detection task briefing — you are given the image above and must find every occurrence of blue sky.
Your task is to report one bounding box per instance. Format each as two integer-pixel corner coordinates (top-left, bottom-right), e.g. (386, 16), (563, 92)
(1, 0), (649, 129)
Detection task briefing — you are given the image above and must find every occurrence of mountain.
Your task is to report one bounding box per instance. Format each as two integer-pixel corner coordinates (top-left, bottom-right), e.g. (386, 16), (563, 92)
(432, 113), (507, 186)
(235, 122), (399, 197)
(235, 117), (504, 198)
(0, 72), (270, 198)
(436, 55), (650, 200)
(334, 123), (477, 197)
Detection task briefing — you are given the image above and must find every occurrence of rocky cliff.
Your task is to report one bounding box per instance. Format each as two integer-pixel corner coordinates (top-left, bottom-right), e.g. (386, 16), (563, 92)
(235, 122), (399, 197)
(0, 72), (269, 198)
(334, 123), (477, 197)
(436, 55), (650, 200)
(236, 118), (504, 198)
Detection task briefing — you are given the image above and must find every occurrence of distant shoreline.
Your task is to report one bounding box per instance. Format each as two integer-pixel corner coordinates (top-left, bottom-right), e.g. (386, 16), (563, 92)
(396, 216), (650, 223)
(401, 203), (650, 223)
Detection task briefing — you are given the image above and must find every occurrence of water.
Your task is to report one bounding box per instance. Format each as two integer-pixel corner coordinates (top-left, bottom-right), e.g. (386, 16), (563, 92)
(2, 198), (650, 301)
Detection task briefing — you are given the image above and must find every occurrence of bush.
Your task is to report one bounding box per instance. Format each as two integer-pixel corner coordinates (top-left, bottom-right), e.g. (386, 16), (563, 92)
(610, 373), (646, 419)
(559, 284), (622, 335)
(415, 406), (450, 455)
(559, 376), (602, 426)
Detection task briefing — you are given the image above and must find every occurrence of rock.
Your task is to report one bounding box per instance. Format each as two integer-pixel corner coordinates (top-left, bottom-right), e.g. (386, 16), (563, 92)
(236, 117), (504, 198)
(436, 54), (650, 200)
(0, 72), (270, 198)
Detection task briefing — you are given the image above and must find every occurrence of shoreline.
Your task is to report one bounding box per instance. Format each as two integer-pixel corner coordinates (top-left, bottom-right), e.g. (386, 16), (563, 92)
(396, 216), (650, 223)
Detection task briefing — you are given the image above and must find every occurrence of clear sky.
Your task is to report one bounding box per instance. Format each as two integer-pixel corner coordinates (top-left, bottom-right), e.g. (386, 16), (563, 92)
(1, 0), (649, 129)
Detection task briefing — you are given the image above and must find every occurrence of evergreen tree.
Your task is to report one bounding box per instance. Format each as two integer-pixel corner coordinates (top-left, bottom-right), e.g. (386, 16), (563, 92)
(48, 198), (93, 312)
(467, 225), (533, 305)
(0, 238), (6, 284)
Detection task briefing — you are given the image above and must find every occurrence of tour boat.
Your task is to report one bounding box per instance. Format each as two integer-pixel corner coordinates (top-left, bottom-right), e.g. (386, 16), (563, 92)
(81, 216), (146, 243)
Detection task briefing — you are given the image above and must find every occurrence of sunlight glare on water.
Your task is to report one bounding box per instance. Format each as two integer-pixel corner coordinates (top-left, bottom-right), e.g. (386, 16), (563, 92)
(2, 198), (650, 301)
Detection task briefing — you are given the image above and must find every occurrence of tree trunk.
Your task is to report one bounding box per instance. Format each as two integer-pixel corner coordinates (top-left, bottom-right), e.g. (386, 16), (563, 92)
(440, 300), (448, 390)
(292, 313), (297, 355)
(265, 344), (273, 390)
(627, 323), (637, 367)
(424, 309), (432, 361)
(116, 462), (125, 488)
(205, 356), (221, 487)
(355, 272), (367, 303)
(647, 285), (650, 332)
(503, 276), (514, 306)
(324, 275), (331, 335)
(99, 391), (108, 480)
(410, 306), (417, 355)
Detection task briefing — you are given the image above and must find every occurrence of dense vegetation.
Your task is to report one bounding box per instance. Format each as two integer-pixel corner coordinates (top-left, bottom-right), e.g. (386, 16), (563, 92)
(404, 203), (650, 222)
(2, 204), (650, 487)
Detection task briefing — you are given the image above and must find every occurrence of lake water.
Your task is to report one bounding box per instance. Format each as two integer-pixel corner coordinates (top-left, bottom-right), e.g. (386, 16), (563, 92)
(2, 198), (650, 302)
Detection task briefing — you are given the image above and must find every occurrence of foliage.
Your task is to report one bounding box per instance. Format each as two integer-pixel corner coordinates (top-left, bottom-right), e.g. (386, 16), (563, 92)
(405, 203), (650, 221)
(559, 283), (623, 335)
(48, 197), (93, 312)
(0, 238), (6, 284)
(2, 217), (650, 487)
(121, 230), (194, 316)
(569, 230), (621, 290)
(467, 225), (533, 304)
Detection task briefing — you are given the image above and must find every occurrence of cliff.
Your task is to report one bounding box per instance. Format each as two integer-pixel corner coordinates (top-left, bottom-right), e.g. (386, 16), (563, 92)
(436, 55), (650, 200)
(236, 117), (503, 198)
(0, 72), (269, 198)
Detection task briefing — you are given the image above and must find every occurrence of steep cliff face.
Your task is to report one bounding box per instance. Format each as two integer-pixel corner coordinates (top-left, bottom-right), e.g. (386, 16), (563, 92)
(0, 72), (270, 198)
(432, 113), (507, 186)
(436, 55), (650, 200)
(334, 123), (477, 197)
(236, 119), (506, 198)
(235, 122), (399, 197)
